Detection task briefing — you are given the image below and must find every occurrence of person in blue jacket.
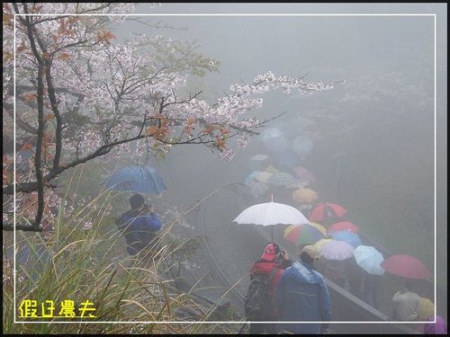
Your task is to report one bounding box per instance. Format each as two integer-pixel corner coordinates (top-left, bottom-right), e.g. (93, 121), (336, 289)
(276, 245), (331, 334)
(116, 194), (162, 256)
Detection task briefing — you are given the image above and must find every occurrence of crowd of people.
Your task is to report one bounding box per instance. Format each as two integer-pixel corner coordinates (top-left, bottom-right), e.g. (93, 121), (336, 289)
(110, 132), (445, 334)
(245, 240), (447, 334)
(239, 135), (446, 334)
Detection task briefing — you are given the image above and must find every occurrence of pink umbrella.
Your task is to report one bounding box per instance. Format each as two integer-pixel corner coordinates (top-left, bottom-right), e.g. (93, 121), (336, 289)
(328, 221), (360, 234)
(380, 254), (432, 280)
(292, 166), (316, 186)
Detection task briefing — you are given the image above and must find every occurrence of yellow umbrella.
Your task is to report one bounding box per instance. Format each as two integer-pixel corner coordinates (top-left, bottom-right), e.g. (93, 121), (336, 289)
(266, 165), (278, 173)
(417, 297), (434, 320)
(254, 171), (273, 183)
(292, 186), (318, 204)
(314, 238), (333, 251)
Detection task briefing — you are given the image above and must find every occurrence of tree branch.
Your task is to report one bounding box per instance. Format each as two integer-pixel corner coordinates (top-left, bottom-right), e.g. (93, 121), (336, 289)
(23, 3), (45, 230)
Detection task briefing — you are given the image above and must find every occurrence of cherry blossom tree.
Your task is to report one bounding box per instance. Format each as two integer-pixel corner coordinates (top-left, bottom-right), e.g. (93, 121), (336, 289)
(3, 3), (338, 231)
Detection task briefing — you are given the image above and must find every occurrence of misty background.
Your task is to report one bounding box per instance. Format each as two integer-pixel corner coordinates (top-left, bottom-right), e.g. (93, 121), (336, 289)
(105, 2), (446, 310)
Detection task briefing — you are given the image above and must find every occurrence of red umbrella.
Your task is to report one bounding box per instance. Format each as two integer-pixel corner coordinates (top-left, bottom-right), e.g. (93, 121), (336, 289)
(309, 202), (347, 225)
(328, 221), (359, 234)
(380, 254), (432, 280)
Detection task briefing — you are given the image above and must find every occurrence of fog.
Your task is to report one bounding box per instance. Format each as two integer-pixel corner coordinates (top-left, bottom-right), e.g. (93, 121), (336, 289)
(105, 3), (446, 329)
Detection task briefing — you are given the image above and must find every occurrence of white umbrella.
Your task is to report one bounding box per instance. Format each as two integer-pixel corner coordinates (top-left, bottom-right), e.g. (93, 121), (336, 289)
(233, 195), (309, 240)
(353, 245), (385, 275)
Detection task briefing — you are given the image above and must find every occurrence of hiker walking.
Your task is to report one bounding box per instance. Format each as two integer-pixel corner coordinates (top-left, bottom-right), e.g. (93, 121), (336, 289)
(391, 278), (420, 321)
(245, 242), (291, 334)
(116, 194), (162, 258)
(276, 245), (331, 334)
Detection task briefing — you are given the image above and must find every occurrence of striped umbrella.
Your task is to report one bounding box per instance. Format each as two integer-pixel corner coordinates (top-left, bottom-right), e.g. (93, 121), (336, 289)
(284, 223), (325, 246)
(309, 202), (347, 225)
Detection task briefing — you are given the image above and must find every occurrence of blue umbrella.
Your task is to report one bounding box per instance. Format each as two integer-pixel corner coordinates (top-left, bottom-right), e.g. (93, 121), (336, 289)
(330, 229), (362, 248)
(244, 172), (269, 197)
(276, 151), (303, 171)
(105, 166), (167, 195)
(353, 245), (385, 275)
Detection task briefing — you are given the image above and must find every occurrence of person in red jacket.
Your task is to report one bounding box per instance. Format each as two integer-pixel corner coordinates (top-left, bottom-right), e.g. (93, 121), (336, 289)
(248, 242), (292, 334)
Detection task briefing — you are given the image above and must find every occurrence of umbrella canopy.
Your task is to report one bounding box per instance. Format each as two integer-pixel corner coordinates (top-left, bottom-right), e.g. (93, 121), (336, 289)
(245, 178), (270, 197)
(244, 171), (257, 185)
(261, 127), (283, 141)
(254, 171), (273, 183)
(276, 151), (303, 171)
(292, 166), (316, 186)
(267, 171), (299, 187)
(353, 245), (385, 275)
(319, 240), (355, 261)
(292, 135), (313, 158)
(233, 201), (309, 227)
(284, 223), (326, 246)
(308, 222), (327, 236)
(309, 202), (347, 225)
(263, 135), (292, 154)
(249, 154), (269, 161)
(417, 297), (435, 320)
(328, 221), (360, 234)
(105, 165), (167, 195)
(314, 238), (333, 251)
(380, 254), (432, 280)
(248, 154), (269, 170)
(329, 230), (362, 248)
(292, 186), (318, 204)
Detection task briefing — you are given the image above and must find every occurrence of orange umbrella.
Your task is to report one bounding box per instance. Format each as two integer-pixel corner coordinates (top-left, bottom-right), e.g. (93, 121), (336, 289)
(292, 186), (318, 204)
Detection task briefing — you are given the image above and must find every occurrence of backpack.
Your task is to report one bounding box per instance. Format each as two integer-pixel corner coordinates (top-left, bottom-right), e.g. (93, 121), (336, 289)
(244, 267), (279, 321)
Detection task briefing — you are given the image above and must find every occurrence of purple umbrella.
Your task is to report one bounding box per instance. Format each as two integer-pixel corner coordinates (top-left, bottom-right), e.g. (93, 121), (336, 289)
(319, 240), (355, 261)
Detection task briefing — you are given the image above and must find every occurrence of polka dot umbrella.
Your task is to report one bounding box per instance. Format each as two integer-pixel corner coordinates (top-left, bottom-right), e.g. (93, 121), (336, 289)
(267, 171), (299, 188)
